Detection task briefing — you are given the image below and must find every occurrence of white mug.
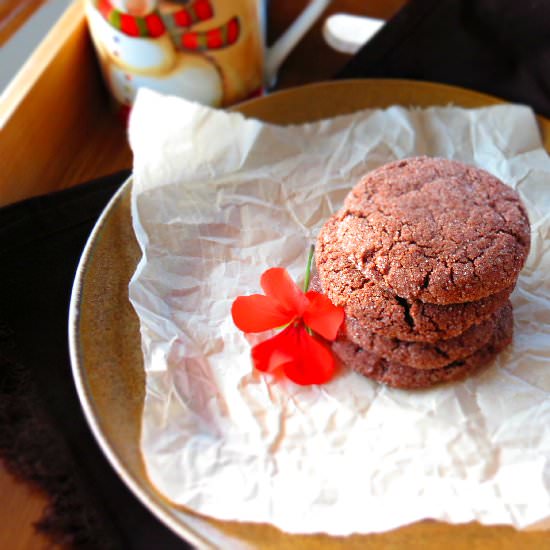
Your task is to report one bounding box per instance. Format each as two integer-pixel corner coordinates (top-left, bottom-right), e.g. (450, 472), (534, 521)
(85, 0), (331, 109)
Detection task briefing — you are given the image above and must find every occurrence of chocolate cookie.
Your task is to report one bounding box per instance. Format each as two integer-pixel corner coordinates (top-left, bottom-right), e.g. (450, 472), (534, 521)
(336, 156), (530, 304)
(315, 216), (513, 343)
(332, 302), (513, 389)
(344, 302), (511, 369)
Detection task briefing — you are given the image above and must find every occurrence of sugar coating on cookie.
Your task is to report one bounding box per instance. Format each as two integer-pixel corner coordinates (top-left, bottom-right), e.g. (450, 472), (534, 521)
(337, 156), (530, 304)
(344, 302), (511, 369)
(315, 217), (513, 343)
(332, 301), (513, 389)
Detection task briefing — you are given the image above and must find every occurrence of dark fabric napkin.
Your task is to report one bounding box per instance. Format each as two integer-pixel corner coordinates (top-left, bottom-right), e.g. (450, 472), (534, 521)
(1, 0), (549, 548)
(0, 173), (187, 549)
(339, 0), (550, 119)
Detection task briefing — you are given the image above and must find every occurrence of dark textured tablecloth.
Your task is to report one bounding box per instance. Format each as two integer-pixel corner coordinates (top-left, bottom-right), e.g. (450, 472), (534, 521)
(0, 173), (186, 548)
(339, 0), (550, 118)
(2, 0), (549, 547)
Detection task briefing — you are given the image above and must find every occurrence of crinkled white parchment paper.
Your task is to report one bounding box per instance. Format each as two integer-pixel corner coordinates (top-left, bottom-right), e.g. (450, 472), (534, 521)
(128, 89), (550, 535)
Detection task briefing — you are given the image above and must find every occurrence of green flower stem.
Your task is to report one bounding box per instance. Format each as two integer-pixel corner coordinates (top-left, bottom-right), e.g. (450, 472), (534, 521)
(303, 244), (315, 292)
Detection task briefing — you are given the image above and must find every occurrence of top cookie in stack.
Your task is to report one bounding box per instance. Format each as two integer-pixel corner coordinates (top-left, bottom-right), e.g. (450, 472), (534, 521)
(315, 157), (531, 389)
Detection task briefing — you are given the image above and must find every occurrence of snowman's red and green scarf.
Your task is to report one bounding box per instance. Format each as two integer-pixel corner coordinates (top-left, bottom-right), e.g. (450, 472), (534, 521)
(96, 0), (240, 49)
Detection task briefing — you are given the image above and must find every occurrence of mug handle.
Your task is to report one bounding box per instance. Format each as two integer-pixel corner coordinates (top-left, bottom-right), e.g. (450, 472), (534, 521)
(264, 0), (332, 86)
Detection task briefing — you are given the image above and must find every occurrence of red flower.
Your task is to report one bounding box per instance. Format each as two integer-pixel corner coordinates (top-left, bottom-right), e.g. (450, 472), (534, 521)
(231, 265), (344, 385)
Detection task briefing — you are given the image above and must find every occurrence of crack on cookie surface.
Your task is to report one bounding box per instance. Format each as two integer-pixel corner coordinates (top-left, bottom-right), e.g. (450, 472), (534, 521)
(395, 295), (415, 329)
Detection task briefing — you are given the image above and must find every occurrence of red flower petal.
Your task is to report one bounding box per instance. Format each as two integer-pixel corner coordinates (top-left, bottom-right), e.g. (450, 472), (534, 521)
(303, 291), (345, 341)
(283, 327), (336, 385)
(261, 268), (308, 317)
(232, 294), (295, 333)
(251, 325), (298, 372)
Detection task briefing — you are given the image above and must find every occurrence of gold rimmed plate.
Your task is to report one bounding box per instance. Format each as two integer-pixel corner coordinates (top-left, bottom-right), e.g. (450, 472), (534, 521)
(69, 80), (550, 549)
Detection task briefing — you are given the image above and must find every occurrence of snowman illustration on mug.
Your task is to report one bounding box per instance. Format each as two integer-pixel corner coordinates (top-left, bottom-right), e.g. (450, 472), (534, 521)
(85, 0), (330, 109)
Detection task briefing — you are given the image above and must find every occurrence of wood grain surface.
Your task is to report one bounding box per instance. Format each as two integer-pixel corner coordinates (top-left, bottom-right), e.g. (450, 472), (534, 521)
(0, 1), (407, 548)
(0, 467), (49, 550)
(0, 0), (48, 45)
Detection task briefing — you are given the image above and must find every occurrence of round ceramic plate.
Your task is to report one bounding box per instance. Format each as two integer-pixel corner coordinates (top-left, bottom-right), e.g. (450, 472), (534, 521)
(69, 80), (550, 549)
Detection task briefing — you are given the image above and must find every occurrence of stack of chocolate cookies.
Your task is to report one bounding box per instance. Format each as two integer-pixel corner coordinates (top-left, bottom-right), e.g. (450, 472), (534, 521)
(316, 157), (531, 389)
